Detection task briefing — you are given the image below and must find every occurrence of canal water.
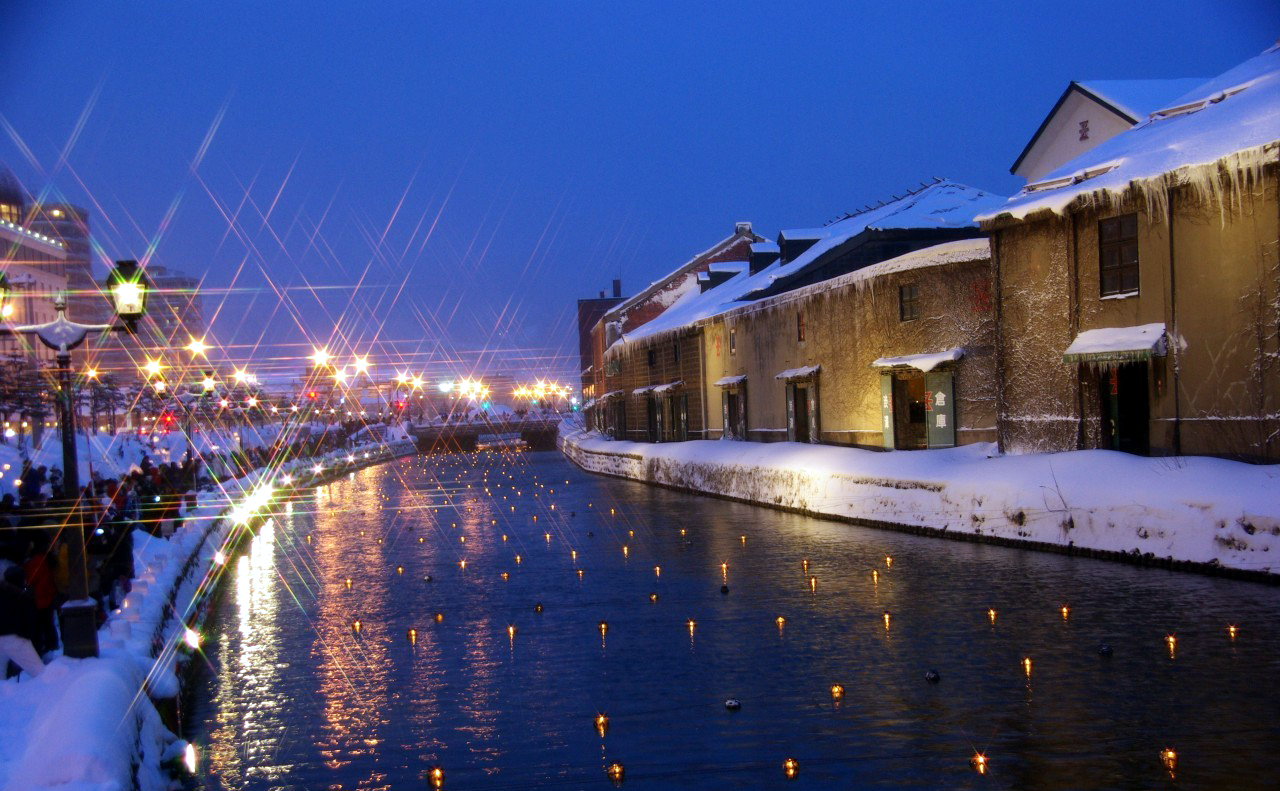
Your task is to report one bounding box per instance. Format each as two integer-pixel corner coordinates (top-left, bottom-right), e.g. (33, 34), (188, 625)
(185, 450), (1280, 790)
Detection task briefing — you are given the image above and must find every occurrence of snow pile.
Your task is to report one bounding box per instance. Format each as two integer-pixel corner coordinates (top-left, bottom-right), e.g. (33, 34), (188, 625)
(560, 425), (1280, 575)
(982, 42), (1280, 222)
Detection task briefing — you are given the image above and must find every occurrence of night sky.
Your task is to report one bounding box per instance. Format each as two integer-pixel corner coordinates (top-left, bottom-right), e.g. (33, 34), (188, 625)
(1, 1), (1275, 383)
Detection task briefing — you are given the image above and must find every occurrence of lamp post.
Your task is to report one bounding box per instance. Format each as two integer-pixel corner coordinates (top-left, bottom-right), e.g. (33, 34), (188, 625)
(0, 260), (149, 658)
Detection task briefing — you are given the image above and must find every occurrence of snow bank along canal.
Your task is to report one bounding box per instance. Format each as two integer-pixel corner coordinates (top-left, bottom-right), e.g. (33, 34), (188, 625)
(184, 450), (1280, 789)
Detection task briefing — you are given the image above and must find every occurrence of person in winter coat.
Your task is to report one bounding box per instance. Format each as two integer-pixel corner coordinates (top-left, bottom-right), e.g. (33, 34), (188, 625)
(22, 532), (59, 655)
(0, 565), (45, 678)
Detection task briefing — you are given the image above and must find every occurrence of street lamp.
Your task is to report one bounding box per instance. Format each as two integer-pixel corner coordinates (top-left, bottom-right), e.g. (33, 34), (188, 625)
(0, 260), (150, 658)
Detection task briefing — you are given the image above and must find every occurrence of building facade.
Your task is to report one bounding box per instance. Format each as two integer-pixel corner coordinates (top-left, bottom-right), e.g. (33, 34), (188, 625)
(981, 43), (1280, 461)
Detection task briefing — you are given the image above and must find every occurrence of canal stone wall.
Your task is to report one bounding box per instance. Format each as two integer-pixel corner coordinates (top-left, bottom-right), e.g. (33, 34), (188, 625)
(559, 424), (1280, 583)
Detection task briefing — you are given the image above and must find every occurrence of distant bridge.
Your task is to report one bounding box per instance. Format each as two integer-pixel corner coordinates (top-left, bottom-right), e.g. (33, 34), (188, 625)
(405, 417), (563, 452)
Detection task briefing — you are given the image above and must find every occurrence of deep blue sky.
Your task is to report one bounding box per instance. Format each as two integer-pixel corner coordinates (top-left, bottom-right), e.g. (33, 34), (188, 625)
(1, 2), (1275, 383)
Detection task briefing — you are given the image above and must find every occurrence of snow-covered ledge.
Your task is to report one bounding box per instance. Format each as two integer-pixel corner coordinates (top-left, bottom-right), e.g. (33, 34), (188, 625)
(559, 424), (1280, 580)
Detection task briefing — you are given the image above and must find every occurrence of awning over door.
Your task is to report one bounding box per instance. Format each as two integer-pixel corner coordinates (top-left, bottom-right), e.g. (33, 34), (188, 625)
(871, 348), (964, 372)
(714, 374), (747, 387)
(600, 390), (624, 401)
(652, 380), (683, 394)
(1062, 323), (1166, 364)
(775, 365), (820, 381)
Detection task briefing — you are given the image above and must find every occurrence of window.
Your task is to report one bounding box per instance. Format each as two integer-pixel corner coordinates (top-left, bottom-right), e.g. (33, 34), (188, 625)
(647, 348), (656, 367)
(672, 341), (680, 364)
(899, 284), (920, 321)
(796, 313), (806, 342)
(729, 329), (737, 356)
(1099, 213), (1139, 296)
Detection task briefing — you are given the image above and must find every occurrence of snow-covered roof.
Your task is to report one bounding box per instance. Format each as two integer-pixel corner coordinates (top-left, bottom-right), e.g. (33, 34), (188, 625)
(778, 227), (833, 241)
(611, 238), (991, 351)
(1062, 323), (1167, 364)
(600, 390), (624, 400)
(983, 42), (1280, 222)
(1075, 78), (1209, 121)
(776, 365), (820, 381)
(871, 348), (965, 372)
(652, 380), (683, 394)
(632, 385), (657, 395)
(714, 374), (747, 387)
(708, 261), (747, 274)
(750, 241), (780, 254)
(603, 226), (760, 321)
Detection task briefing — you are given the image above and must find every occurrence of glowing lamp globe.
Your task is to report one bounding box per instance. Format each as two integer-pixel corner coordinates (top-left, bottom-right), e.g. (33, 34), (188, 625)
(106, 260), (149, 327)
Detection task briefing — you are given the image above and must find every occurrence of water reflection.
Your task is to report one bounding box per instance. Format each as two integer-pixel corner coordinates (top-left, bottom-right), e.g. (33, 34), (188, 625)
(188, 451), (1280, 790)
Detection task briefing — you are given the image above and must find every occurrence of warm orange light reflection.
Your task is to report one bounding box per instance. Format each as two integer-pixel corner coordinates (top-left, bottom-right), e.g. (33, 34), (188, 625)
(830, 683), (844, 700)
(1228, 624), (1238, 639)
(987, 608), (997, 625)
(971, 752), (987, 774)
(595, 712), (609, 736)
(783, 757), (799, 779)
(1022, 657), (1032, 676)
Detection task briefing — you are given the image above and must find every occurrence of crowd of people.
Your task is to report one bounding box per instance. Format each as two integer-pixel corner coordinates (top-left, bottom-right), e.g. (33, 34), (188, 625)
(0, 455), (203, 680)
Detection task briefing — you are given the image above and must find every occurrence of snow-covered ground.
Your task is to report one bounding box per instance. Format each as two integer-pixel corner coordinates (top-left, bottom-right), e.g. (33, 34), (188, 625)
(559, 425), (1280, 576)
(0, 435), (418, 791)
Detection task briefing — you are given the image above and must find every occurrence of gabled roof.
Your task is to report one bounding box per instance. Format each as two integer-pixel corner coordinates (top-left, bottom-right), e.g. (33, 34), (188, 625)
(613, 237), (990, 350)
(747, 180), (1002, 299)
(603, 225), (762, 321)
(1010, 78), (1205, 175)
(983, 41), (1280, 223)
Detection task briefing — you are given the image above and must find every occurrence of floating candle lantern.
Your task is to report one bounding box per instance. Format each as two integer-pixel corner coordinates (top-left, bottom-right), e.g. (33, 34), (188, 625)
(595, 713), (609, 736)
(776, 616), (785, 630)
(654, 566), (661, 577)
(783, 757), (798, 779)
(649, 593), (658, 603)
(883, 611), (891, 630)
(577, 569), (584, 580)
(830, 683), (844, 700)
(344, 577), (353, 590)
(407, 628), (417, 645)
(429, 766), (444, 788)
(809, 576), (817, 593)
(1228, 624), (1238, 640)
(1022, 657), (1032, 676)
(885, 555), (893, 568)
(352, 619), (362, 634)
(686, 618), (696, 635)
(1166, 634), (1177, 658)
(1160, 748), (1177, 773)
(459, 559), (466, 570)
(970, 753), (987, 774)
(501, 572), (509, 581)
(1061, 605), (1070, 620)
(987, 608), (997, 625)
(396, 566), (404, 575)
(599, 621), (608, 636)
(515, 555), (522, 564)
(607, 762), (624, 785)
(872, 569), (878, 584)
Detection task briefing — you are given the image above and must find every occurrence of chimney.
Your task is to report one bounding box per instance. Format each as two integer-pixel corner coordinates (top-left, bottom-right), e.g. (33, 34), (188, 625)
(612, 279), (621, 298)
(735, 221), (752, 236)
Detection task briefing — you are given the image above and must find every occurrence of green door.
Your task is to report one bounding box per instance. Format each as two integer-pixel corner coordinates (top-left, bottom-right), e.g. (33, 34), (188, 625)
(880, 374), (895, 449)
(924, 371), (955, 449)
